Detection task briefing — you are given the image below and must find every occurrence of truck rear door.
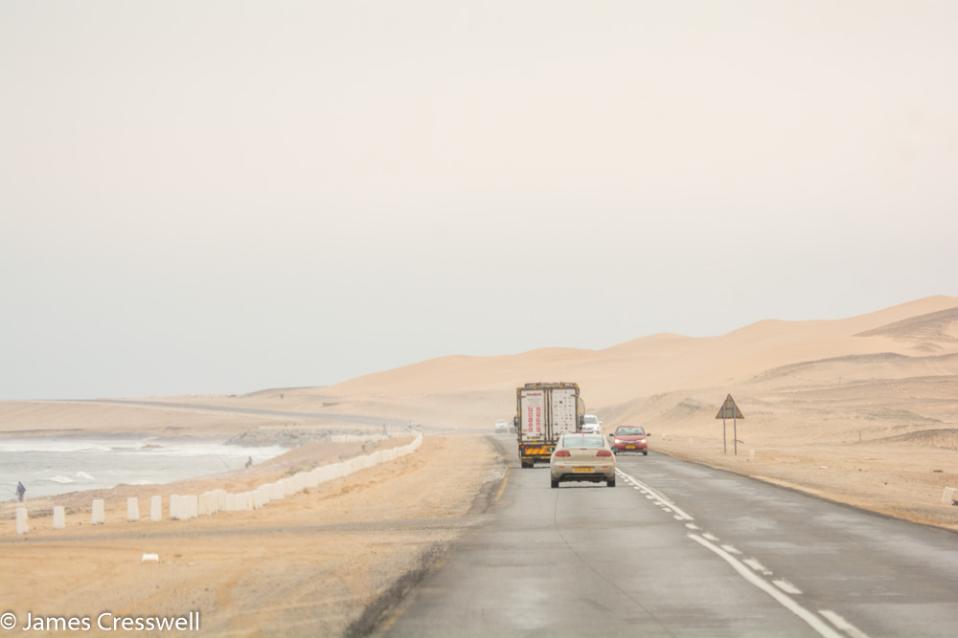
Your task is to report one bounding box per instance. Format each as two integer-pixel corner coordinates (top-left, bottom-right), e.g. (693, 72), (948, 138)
(519, 389), (545, 440)
(551, 387), (578, 436)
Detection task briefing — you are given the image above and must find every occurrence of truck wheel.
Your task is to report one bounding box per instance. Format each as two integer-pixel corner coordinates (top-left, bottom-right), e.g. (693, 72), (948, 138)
(520, 460), (533, 469)
(643, 451), (648, 456)
(607, 478), (616, 488)
(551, 478), (559, 488)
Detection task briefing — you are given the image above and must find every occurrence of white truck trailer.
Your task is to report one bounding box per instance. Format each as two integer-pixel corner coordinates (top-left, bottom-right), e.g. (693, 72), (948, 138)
(514, 382), (585, 468)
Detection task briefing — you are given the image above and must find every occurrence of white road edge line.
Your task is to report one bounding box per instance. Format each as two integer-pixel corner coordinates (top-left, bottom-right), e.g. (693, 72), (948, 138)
(819, 610), (871, 638)
(685, 523), (700, 530)
(687, 534), (843, 638)
(703, 532), (720, 542)
(773, 579), (803, 595)
(720, 544), (742, 555)
(616, 468), (694, 521)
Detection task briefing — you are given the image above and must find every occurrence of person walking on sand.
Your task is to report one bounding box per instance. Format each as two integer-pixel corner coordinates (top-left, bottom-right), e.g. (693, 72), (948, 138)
(245, 456), (253, 469)
(16, 481), (25, 502)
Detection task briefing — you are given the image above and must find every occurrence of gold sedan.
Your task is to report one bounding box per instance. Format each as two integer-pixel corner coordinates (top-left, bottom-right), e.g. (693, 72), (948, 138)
(550, 433), (616, 488)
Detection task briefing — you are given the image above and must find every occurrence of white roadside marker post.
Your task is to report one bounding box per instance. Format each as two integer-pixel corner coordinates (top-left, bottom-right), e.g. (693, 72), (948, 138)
(52, 505), (66, 529)
(150, 495), (162, 521)
(15, 506), (29, 535)
(170, 495), (188, 520)
(127, 497), (140, 521)
(91, 499), (105, 525)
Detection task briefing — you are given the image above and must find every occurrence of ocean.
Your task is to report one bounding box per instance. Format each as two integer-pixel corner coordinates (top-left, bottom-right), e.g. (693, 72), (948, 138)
(0, 437), (288, 500)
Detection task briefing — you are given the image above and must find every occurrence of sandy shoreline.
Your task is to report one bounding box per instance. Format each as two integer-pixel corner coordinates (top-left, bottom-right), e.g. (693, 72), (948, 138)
(0, 431), (504, 637)
(0, 436), (393, 523)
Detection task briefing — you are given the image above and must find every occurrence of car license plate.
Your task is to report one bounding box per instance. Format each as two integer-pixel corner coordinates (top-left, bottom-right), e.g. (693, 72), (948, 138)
(574, 467), (593, 473)
(625, 445), (636, 449)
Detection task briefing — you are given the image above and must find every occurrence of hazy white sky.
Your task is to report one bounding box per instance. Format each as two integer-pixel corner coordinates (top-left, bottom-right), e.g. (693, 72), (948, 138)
(2, 1), (956, 399)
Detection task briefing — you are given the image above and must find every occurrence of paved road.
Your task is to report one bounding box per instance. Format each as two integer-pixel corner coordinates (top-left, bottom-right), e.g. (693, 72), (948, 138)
(383, 450), (958, 638)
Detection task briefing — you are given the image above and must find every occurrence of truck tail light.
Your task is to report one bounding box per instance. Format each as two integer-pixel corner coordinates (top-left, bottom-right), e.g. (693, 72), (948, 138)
(596, 449), (613, 457)
(554, 450), (571, 457)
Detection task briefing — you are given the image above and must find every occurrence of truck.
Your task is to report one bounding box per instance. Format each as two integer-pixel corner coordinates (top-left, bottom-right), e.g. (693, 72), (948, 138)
(514, 382), (585, 468)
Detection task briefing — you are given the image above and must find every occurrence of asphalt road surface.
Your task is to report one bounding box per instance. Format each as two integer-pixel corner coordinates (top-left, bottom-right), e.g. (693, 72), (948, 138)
(383, 450), (958, 638)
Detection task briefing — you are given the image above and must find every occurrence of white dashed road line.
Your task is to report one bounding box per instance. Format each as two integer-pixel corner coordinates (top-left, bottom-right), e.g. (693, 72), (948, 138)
(773, 579), (803, 595)
(743, 557), (773, 576)
(619, 462), (871, 638)
(819, 610), (871, 638)
(616, 468), (695, 521)
(688, 534), (844, 638)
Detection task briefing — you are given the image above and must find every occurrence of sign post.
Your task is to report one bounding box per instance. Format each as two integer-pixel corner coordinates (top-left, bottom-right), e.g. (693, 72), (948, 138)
(715, 394), (744, 456)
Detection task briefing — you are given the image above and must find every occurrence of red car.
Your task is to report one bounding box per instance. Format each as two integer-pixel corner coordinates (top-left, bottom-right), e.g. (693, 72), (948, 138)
(609, 425), (650, 455)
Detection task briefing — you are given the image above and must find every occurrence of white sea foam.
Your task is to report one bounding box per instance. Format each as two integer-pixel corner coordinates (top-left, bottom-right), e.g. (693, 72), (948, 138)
(138, 443), (288, 459)
(0, 441), (113, 453)
(1, 437), (289, 498)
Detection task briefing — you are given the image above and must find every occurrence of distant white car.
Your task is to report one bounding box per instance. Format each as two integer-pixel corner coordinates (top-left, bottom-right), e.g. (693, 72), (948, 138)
(580, 414), (602, 434)
(494, 420), (513, 434)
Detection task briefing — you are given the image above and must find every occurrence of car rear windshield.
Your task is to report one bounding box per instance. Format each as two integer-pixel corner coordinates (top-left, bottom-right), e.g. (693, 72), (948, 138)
(617, 427), (645, 435)
(562, 435), (605, 448)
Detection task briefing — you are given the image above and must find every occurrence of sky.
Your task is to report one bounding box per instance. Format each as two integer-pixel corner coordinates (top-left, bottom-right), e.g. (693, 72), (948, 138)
(2, 1), (957, 399)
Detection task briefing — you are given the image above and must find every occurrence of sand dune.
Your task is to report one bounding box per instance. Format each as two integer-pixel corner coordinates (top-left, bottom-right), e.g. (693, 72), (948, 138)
(295, 295), (958, 424)
(857, 305), (958, 348)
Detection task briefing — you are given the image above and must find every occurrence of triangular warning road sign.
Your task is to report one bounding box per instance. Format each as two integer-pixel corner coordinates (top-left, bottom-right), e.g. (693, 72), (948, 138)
(715, 394), (744, 419)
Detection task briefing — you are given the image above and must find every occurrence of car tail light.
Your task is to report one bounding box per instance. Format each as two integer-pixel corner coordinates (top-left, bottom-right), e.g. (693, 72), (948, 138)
(554, 449), (571, 457)
(596, 449), (613, 457)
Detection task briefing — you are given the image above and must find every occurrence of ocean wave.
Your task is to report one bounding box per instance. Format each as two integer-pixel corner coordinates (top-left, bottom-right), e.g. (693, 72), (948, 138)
(0, 441), (114, 453)
(48, 475), (75, 484)
(139, 443), (288, 459)
(75, 471), (95, 481)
